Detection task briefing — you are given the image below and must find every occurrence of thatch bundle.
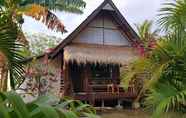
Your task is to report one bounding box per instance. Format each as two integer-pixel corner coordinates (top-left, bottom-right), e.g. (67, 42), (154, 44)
(64, 43), (138, 65)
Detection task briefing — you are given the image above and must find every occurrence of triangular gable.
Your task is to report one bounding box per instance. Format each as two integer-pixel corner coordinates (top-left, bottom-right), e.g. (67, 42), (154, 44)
(73, 12), (131, 46)
(102, 3), (114, 10)
(51, 0), (140, 57)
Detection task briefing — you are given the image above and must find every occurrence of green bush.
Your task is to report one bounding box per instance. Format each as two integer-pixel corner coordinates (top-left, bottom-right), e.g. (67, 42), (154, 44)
(0, 91), (98, 118)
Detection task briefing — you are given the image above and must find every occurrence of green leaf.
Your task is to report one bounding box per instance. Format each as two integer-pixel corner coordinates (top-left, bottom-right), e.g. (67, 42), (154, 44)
(5, 91), (30, 118)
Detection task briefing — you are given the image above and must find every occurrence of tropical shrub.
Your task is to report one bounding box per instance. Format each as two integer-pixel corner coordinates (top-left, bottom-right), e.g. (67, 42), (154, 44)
(133, 20), (159, 57)
(122, 0), (186, 117)
(0, 91), (98, 118)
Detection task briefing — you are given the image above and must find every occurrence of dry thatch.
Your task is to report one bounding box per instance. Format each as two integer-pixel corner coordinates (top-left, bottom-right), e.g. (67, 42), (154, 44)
(64, 43), (138, 65)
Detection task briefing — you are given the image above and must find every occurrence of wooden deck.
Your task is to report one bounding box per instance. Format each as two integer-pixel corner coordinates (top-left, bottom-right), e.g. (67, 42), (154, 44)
(73, 84), (138, 106)
(74, 91), (137, 105)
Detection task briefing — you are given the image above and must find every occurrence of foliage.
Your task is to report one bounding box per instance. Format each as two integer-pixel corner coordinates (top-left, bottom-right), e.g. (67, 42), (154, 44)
(144, 33), (186, 117)
(158, 0), (186, 32)
(134, 20), (159, 56)
(26, 33), (61, 56)
(0, 91), (98, 118)
(20, 0), (86, 13)
(135, 20), (159, 42)
(123, 31), (186, 118)
(0, 17), (25, 90)
(122, 0), (186, 117)
(0, 0), (86, 90)
(0, 0), (86, 35)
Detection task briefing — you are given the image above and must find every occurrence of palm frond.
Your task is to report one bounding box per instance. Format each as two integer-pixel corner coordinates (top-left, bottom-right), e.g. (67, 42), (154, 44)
(158, 0), (186, 32)
(135, 20), (159, 41)
(0, 22), (25, 90)
(23, 4), (67, 33)
(19, 0), (86, 13)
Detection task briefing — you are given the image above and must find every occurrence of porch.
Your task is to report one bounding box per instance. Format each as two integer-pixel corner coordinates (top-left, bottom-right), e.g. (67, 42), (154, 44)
(61, 44), (138, 106)
(63, 62), (138, 106)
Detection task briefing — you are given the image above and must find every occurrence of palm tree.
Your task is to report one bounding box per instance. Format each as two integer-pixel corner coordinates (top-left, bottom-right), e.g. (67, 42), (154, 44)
(144, 32), (186, 118)
(0, 0), (86, 90)
(122, 0), (186, 117)
(0, 0), (86, 44)
(158, 0), (186, 32)
(135, 20), (159, 54)
(135, 20), (159, 41)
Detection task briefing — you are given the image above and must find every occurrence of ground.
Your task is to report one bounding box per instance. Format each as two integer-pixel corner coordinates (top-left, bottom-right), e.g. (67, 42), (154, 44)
(99, 109), (149, 118)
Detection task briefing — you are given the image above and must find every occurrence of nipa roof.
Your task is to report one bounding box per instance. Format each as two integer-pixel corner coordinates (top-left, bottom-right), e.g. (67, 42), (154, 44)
(64, 44), (138, 65)
(51, 0), (140, 58)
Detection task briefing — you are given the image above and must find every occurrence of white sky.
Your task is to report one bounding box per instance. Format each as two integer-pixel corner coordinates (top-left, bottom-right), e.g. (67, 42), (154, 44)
(23, 0), (164, 38)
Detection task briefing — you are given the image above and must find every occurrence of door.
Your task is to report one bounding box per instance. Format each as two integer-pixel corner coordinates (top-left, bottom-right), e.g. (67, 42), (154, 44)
(70, 64), (84, 92)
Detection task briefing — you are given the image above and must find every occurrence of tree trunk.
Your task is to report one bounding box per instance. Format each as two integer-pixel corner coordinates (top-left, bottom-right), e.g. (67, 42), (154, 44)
(0, 66), (8, 92)
(0, 52), (8, 92)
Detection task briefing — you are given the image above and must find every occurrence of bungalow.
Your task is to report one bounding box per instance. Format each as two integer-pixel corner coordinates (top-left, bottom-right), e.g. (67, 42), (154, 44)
(24, 0), (142, 107)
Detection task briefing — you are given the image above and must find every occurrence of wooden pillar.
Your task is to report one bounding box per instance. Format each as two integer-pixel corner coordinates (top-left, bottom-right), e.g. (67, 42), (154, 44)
(63, 61), (72, 96)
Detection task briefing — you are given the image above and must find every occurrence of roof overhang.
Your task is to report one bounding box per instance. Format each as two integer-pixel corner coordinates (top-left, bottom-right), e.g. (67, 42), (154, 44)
(64, 44), (138, 65)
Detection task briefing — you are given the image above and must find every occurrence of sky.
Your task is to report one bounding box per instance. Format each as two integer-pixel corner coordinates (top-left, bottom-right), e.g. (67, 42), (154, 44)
(23, 0), (165, 39)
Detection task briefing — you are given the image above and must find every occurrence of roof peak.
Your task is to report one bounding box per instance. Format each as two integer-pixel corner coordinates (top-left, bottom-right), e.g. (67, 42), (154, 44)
(103, 0), (112, 4)
(50, 0), (140, 57)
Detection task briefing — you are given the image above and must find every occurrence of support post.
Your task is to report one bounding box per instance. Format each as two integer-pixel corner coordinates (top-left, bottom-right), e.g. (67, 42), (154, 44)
(101, 100), (105, 108)
(116, 100), (123, 109)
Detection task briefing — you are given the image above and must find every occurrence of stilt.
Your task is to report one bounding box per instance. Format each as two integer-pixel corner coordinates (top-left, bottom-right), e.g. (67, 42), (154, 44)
(116, 99), (122, 109)
(101, 100), (105, 108)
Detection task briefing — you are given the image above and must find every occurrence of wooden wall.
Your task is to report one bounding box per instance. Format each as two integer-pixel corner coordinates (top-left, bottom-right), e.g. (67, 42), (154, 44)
(73, 12), (131, 46)
(20, 54), (62, 102)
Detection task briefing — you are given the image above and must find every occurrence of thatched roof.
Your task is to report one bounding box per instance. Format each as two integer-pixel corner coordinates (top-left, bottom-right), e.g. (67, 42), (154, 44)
(51, 0), (140, 58)
(21, 0), (141, 63)
(64, 44), (138, 65)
